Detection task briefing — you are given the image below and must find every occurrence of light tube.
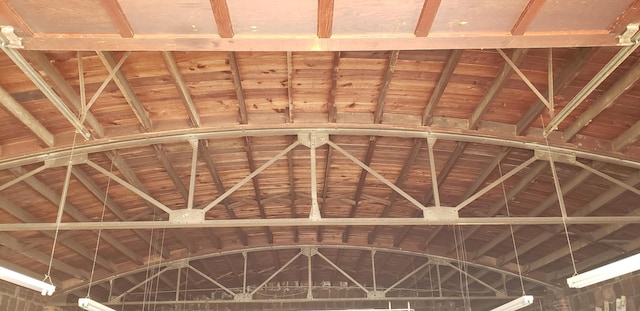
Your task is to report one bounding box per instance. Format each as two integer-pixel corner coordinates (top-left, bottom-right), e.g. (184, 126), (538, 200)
(78, 298), (116, 311)
(490, 295), (534, 311)
(567, 253), (640, 288)
(0, 266), (55, 295)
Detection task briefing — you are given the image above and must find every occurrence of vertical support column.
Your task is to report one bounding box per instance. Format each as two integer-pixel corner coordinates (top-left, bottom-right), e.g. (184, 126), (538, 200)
(371, 249), (377, 292)
(427, 137), (441, 207)
(309, 132), (321, 221)
(436, 263), (442, 297)
(242, 251), (248, 294)
(187, 138), (198, 210)
(175, 267), (181, 302)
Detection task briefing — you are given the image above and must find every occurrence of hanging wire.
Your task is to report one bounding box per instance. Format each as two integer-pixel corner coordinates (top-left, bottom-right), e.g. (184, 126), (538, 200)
(142, 207), (157, 311)
(45, 130), (80, 286)
(498, 162), (526, 295)
(86, 157), (116, 298)
(540, 115), (578, 276)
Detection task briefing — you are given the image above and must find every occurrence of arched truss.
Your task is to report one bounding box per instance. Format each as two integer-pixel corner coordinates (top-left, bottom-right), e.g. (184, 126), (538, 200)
(53, 244), (559, 309)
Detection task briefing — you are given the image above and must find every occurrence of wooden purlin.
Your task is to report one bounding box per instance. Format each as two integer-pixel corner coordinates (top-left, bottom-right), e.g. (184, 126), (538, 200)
(99, 0), (134, 38)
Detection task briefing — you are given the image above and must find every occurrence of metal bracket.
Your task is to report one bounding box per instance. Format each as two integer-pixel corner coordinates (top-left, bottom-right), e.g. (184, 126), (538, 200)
(44, 153), (88, 168)
(534, 149), (576, 164)
(619, 23), (640, 45)
(298, 131), (329, 148)
(431, 258), (449, 266)
(422, 206), (459, 221)
(234, 293), (252, 302)
(167, 258), (190, 270)
(301, 246), (318, 257)
(367, 291), (386, 299)
(0, 26), (23, 49)
(168, 209), (206, 224)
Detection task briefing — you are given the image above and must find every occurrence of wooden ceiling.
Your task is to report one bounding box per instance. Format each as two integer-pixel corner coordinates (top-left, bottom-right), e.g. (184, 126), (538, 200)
(1, 1), (640, 310)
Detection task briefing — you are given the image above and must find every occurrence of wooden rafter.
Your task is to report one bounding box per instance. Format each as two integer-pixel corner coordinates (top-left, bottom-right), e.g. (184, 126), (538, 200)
(511, 0), (547, 35)
(327, 52), (340, 122)
(99, 0), (134, 38)
(414, 0), (442, 37)
(317, 0), (334, 38)
(342, 137), (377, 243)
(210, 0), (234, 38)
(422, 50), (463, 126)
(228, 52), (249, 124)
(0, 85), (54, 147)
(373, 50), (399, 124)
(613, 121), (640, 150)
(162, 51), (201, 127)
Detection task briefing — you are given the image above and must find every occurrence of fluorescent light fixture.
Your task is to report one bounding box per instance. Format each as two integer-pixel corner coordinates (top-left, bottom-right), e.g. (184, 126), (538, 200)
(78, 298), (116, 311)
(490, 295), (534, 311)
(0, 266), (55, 295)
(567, 253), (640, 288)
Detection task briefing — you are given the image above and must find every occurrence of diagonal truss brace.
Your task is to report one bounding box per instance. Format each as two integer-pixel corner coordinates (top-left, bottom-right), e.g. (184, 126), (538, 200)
(442, 261), (506, 297)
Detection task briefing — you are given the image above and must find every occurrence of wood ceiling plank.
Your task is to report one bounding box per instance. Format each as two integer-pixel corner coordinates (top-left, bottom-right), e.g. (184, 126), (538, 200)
(511, 0), (547, 35)
(210, 0), (234, 38)
(516, 48), (594, 135)
(373, 50), (399, 124)
(317, 0), (334, 38)
(469, 49), (527, 130)
(414, 0), (442, 37)
(0, 0), (34, 36)
(99, 0), (134, 38)
(422, 50), (462, 126)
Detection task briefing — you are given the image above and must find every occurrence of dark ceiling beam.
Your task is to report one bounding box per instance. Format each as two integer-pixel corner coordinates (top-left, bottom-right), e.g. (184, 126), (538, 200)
(511, 0), (547, 35)
(228, 52), (249, 124)
(199, 142), (248, 246)
(0, 85), (54, 147)
(162, 51), (201, 127)
(374, 50), (400, 124)
(327, 52), (340, 122)
(469, 49), (527, 130)
(99, 0), (134, 38)
(613, 120), (640, 151)
(368, 139), (423, 244)
(564, 58), (640, 142)
(414, 0), (442, 37)
(516, 48), (594, 135)
(243, 137), (275, 244)
(210, 0), (234, 38)
(422, 50), (463, 126)
(317, 0), (334, 38)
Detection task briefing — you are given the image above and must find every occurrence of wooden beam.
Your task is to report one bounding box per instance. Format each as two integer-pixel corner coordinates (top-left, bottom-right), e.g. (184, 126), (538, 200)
(97, 51), (152, 131)
(613, 121), (640, 151)
(564, 58), (640, 141)
(511, 0), (547, 35)
(20, 32), (623, 51)
(199, 141), (249, 246)
(152, 144), (190, 206)
(414, 0), (442, 37)
(210, 0), (234, 38)
(0, 0), (34, 36)
(0, 85), (54, 147)
(374, 50), (400, 124)
(317, 0), (334, 38)
(422, 50), (462, 126)
(469, 49), (527, 130)
(516, 48), (594, 135)
(327, 52), (340, 122)
(162, 51), (201, 127)
(99, 0), (134, 38)
(343, 137), (377, 243)
(286, 51), (294, 123)
(228, 52), (248, 124)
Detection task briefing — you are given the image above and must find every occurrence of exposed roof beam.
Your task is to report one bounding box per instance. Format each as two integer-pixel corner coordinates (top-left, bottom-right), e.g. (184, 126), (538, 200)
(228, 52), (248, 124)
(317, 0), (334, 38)
(20, 51), (105, 137)
(511, 0), (547, 35)
(0, 85), (54, 147)
(162, 51), (201, 127)
(96, 51), (153, 131)
(286, 51), (294, 122)
(414, 0), (442, 37)
(9, 166), (144, 265)
(564, 58), (640, 141)
(286, 136), (300, 242)
(99, 0), (134, 38)
(422, 50), (463, 126)
(327, 52), (340, 122)
(152, 144), (190, 204)
(373, 50), (399, 124)
(210, 0), (234, 38)
(469, 49), (527, 130)
(613, 120), (640, 151)
(516, 48), (594, 135)
(199, 141), (249, 246)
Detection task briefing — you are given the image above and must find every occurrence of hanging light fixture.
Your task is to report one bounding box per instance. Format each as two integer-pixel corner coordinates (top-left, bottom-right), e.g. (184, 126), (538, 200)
(0, 266), (55, 296)
(490, 295), (534, 311)
(78, 297), (116, 311)
(567, 253), (640, 288)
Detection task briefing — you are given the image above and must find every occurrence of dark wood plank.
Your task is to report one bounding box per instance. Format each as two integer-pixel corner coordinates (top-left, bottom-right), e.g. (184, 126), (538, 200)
(511, 0), (547, 35)
(317, 0), (334, 38)
(327, 52), (340, 122)
(99, 0), (134, 38)
(414, 0), (442, 37)
(210, 0), (234, 38)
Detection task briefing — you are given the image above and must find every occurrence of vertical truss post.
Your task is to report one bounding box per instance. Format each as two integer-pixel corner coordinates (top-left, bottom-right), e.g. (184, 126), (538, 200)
(309, 132), (321, 221)
(187, 139), (199, 210)
(436, 263), (442, 297)
(175, 266), (181, 302)
(427, 137), (441, 207)
(242, 251), (248, 294)
(371, 249), (377, 292)
(548, 48), (554, 116)
(303, 247), (316, 299)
